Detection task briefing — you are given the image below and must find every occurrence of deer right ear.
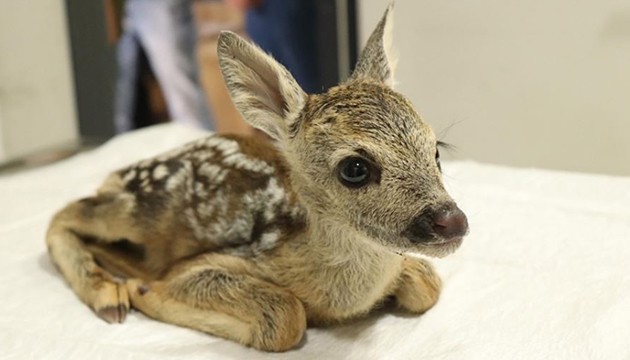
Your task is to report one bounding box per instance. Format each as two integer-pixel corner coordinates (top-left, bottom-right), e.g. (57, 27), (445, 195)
(217, 31), (307, 143)
(348, 3), (397, 87)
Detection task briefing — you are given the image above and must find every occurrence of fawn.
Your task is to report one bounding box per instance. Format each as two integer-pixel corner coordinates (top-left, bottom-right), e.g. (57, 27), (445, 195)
(46, 4), (468, 352)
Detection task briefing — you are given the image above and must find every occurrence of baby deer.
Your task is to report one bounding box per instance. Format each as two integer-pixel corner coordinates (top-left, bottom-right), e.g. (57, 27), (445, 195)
(46, 4), (468, 352)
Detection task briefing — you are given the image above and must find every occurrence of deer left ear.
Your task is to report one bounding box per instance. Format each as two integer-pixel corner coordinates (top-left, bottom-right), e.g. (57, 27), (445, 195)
(348, 3), (397, 87)
(217, 31), (306, 143)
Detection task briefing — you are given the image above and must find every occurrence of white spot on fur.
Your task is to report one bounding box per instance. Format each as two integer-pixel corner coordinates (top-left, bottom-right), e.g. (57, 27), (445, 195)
(203, 136), (227, 149)
(197, 201), (215, 219)
(122, 169), (137, 183)
(194, 181), (208, 198)
(118, 192), (137, 212)
(153, 165), (169, 180)
(140, 170), (149, 180)
(230, 218), (254, 240)
(263, 178), (286, 221)
(198, 163), (228, 184)
(222, 152), (274, 174)
(197, 134), (274, 175)
(267, 178), (285, 203)
(194, 151), (214, 162)
(166, 166), (188, 191)
(140, 178), (153, 193)
(184, 208), (206, 240)
(260, 231), (279, 248)
(215, 139), (240, 157)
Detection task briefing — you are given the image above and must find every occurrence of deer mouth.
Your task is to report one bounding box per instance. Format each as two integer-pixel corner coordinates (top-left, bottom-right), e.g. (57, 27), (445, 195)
(412, 235), (464, 258)
(426, 235), (464, 249)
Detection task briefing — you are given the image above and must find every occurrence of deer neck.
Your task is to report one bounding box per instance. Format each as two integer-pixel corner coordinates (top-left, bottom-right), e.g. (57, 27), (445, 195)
(272, 208), (404, 321)
(304, 211), (401, 267)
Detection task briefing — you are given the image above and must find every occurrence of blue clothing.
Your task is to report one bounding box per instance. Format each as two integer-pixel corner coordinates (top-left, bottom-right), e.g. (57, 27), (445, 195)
(245, 0), (319, 93)
(115, 0), (214, 133)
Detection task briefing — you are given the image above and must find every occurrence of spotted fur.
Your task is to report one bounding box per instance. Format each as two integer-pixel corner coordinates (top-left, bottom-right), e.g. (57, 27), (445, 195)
(46, 4), (467, 352)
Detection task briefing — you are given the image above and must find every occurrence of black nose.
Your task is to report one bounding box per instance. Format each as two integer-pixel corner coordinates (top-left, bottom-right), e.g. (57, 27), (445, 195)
(404, 203), (469, 243)
(431, 207), (468, 239)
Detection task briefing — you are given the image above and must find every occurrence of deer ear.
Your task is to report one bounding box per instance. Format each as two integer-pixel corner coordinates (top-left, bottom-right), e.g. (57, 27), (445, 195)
(349, 3), (397, 87)
(217, 31), (307, 142)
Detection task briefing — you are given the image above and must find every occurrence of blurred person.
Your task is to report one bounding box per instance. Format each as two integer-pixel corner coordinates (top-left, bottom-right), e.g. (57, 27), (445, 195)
(105, 0), (215, 133)
(226, 0), (319, 93)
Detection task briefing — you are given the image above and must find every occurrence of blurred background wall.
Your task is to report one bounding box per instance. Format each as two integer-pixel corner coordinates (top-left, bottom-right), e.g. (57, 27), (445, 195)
(360, 0), (630, 176)
(1, 0), (628, 177)
(0, 1), (78, 163)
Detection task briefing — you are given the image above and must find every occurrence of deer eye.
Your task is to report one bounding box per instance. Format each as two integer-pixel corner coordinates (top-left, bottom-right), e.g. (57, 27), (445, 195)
(337, 157), (371, 188)
(435, 148), (441, 171)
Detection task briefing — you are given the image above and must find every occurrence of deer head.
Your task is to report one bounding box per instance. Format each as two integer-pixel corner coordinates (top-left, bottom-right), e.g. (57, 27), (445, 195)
(218, 4), (468, 257)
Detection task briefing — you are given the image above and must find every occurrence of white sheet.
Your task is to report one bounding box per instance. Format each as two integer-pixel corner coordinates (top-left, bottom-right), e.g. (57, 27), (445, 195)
(1, 124), (628, 360)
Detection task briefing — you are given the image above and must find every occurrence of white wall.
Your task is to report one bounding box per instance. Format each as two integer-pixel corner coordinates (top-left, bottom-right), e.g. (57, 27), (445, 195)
(0, 103), (5, 160)
(0, 1), (78, 163)
(359, 1), (630, 176)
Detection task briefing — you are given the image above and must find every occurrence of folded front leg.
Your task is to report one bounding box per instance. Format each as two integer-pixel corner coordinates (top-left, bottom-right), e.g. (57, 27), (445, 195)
(393, 257), (442, 314)
(126, 253), (306, 352)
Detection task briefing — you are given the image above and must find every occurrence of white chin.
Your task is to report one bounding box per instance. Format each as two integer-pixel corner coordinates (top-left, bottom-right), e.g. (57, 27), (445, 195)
(414, 237), (463, 258)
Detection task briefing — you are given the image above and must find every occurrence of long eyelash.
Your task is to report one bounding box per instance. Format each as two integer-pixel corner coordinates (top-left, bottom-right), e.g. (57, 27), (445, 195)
(437, 141), (456, 151)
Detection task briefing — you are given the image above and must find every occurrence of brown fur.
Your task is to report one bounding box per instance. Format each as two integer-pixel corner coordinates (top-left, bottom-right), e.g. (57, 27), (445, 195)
(46, 4), (467, 352)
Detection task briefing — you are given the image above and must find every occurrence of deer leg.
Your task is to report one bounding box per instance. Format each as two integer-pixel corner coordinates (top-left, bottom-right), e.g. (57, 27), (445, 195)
(393, 257), (442, 314)
(46, 193), (141, 323)
(126, 253), (306, 352)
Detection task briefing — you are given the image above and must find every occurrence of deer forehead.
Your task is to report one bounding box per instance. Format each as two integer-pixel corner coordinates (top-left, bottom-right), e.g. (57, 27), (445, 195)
(298, 82), (436, 162)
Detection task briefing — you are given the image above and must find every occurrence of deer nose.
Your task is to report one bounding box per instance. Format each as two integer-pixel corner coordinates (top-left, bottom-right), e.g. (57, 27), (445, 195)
(431, 206), (468, 239)
(403, 203), (469, 243)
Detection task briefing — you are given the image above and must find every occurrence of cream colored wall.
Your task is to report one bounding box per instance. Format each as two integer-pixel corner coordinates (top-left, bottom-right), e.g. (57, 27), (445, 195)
(0, 1), (78, 163)
(0, 103), (6, 160)
(359, 1), (630, 176)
